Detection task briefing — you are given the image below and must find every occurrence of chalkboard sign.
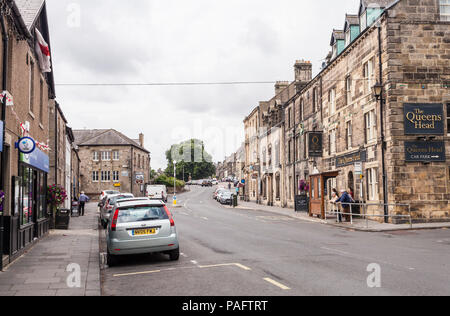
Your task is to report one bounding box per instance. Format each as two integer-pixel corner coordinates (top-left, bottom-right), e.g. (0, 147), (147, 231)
(295, 195), (309, 213)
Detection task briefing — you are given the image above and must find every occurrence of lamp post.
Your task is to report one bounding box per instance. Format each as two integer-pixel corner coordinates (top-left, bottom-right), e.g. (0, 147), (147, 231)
(372, 82), (388, 223)
(173, 161), (176, 206)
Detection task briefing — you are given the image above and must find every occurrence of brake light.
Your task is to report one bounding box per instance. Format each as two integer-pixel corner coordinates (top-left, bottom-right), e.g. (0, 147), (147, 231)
(111, 208), (119, 231)
(164, 206), (175, 227)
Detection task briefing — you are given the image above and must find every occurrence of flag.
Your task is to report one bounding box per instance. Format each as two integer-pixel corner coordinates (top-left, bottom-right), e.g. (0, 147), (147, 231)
(34, 28), (51, 73)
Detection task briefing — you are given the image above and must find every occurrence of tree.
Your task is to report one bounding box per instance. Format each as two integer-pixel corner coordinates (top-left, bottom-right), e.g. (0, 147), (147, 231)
(165, 139), (216, 181)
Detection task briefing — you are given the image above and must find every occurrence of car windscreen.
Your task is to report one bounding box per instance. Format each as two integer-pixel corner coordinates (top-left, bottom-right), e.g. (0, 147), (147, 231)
(117, 206), (169, 223)
(110, 195), (134, 205)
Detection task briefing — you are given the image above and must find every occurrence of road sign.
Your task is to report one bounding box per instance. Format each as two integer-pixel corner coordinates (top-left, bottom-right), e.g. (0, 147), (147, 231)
(354, 162), (362, 175)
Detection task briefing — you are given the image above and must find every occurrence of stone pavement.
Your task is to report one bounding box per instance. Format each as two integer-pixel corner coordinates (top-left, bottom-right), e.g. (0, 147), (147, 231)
(232, 200), (450, 232)
(0, 203), (100, 296)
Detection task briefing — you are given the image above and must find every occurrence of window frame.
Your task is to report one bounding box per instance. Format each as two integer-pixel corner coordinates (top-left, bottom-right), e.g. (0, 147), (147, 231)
(329, 88), (336, 116)
(440, 0), (450, 21)
(93, 151), (99, 161)
(365, 110), (377, 143)
(112, 151), (120, 161)
(367, 168), (379, 201)
(446, 103), (450, 136)
(101, 151), (111, 161)
(113, 171), (120, 182)
(346, 121), (353, 150)
(92, 171), (99, 182)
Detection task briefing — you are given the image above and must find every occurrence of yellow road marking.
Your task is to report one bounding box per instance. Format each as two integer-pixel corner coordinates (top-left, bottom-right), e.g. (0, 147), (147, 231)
(113, 270), (161, 277)
(263, 278), (291, 290)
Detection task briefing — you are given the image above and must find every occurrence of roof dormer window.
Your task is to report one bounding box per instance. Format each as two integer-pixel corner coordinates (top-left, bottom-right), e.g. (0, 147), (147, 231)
(360, 10), (367, 31)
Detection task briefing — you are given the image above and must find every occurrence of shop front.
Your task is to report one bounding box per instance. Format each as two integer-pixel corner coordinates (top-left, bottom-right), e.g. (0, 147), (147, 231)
(5, 149), (49, 261)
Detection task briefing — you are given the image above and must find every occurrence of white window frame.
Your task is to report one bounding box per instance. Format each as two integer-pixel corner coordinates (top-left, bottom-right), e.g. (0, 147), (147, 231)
(365, 110), (377, 143)
(330, 128), (337, 155)
(101, 171), (111, 182)
(92, 171), (99, 182)
(112, 151), (120, 161)
(346, 121), (352, 150)
(360, 10), (367, 31)
(440, 0), (450, 21)
(346, 76), (352, 105)
(113, 171), (119, 182)
(101, 151), (111, 161)
(329, 88), (336, 115)
(93, 151), (99, 161)
(367, 168), (378, 201)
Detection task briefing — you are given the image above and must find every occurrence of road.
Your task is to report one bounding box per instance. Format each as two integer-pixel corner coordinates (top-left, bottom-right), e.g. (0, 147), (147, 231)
(101, 185), (450, 296)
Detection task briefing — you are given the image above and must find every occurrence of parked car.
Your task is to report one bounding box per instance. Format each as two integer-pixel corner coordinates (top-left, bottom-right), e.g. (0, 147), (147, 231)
(100, 193), (134, 228)
(106, 199), (180, 266)
(213, 188), (226, 200)
(99, 190), (120, 202)
(201, 180), (213, 187)
(146, 185), (168, 202)
(218, 191), (233, 204)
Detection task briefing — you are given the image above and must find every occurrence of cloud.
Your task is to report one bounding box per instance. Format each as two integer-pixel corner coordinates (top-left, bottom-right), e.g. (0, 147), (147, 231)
(46, 0), (364, 169)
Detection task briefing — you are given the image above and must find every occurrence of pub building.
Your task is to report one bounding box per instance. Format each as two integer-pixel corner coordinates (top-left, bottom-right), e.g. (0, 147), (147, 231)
(306, 0), (450, 222)
(1, 0), (55, 268)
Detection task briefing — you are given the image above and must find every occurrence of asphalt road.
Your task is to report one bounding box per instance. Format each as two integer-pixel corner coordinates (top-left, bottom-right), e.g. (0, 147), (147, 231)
(101, 186), (450, 296)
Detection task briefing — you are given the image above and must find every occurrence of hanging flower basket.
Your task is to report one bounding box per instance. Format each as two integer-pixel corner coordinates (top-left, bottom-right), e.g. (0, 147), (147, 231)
(47, 185), (69, 229)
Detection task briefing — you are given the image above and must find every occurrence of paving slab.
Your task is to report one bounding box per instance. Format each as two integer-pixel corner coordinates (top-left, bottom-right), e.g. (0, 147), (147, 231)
(0, 203), (101, 296)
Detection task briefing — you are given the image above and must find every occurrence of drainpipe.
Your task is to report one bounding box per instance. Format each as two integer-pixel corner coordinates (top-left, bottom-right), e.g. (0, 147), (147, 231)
(378, 26), (388, 223)
(0, 7), (9, 271)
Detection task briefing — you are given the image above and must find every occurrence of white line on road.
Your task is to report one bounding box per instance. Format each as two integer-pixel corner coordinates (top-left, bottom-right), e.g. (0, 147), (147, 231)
(263, 278), (291, 290)
(198, 263), (252, 271)
(113, 270), (161, 277)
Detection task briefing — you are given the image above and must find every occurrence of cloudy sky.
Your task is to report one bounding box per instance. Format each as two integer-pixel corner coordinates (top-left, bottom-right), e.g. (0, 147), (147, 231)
(46, 0), (361, 170)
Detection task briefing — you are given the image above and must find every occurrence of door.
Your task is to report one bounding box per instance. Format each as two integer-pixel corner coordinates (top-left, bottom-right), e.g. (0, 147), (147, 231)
(309, 175), (322, 217)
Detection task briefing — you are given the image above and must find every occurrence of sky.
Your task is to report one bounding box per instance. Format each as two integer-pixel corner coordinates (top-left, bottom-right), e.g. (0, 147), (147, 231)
(46, 0), (361, 170)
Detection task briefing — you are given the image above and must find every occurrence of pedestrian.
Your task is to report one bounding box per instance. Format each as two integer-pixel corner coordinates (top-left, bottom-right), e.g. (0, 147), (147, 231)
(331, 188), (342, 223)
(228, 182), (231, 190)
(334, 189), (353, 222)
(348, 187), (355, 201)
(78, 191), (90, 216)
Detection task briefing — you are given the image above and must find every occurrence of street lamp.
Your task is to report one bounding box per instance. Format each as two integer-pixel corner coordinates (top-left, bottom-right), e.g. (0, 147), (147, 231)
(372, 83), (383, 101)
(372, 82), (389, 223)
(173, 161), (177, 206)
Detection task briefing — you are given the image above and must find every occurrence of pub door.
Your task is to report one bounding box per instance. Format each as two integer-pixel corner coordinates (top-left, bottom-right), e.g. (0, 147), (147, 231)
(309, 175), (322, 217)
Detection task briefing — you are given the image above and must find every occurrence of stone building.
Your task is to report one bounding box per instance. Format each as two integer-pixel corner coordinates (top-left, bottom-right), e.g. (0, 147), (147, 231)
(244, 106), (261, 202)
(73, 129), (151, 199)
(0, 0), (55, 267)
(241, 0), (450, 222)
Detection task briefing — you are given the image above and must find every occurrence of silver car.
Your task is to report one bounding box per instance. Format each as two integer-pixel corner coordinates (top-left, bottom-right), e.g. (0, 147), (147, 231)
(106, 199), (180, 266)
(100, 193), (134, 228)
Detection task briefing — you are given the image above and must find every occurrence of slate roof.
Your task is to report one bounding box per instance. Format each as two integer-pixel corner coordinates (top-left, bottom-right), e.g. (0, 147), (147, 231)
(73, 129), (149, 153)
(14, 0), (45, 31)
(344, 14), (359, 31)
(330, 29), (345, 45)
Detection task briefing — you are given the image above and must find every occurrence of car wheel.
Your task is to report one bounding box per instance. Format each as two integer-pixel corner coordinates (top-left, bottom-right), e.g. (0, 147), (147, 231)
(169, 248), (180, 261)
(107, 250), (118, 267)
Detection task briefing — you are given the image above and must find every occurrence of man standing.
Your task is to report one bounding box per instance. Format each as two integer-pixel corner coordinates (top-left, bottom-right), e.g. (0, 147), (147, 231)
(78, 192), (90, 216)
(334, 189), (353, 222)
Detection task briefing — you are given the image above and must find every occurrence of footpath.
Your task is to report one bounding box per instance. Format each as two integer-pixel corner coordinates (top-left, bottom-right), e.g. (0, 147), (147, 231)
(231, 200), (450, 232)
(0, 203), (101, 296)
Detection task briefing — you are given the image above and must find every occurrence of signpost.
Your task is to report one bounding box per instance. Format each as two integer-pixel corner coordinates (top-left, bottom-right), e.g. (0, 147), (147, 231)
(308, 132), (323, 157)
(405, 141), (446, 162)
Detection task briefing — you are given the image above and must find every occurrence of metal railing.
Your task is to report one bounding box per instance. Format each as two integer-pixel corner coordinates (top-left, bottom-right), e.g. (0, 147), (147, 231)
(326, 201), (412, 229)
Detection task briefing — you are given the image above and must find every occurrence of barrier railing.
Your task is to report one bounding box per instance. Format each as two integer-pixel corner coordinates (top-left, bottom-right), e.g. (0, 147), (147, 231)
(326, 201), (412, 229)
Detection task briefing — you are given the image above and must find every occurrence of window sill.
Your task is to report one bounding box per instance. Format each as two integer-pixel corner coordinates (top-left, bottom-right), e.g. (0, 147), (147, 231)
(39, 123), (44, 130)
(28, 111), (35, 120)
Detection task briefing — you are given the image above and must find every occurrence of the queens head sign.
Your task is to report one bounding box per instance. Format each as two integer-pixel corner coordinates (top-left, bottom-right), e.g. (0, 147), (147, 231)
(404, 103), (444, 135)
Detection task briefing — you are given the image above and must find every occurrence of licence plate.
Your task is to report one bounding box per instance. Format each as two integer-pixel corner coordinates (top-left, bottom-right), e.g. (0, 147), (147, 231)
(133, 228), (156, 236)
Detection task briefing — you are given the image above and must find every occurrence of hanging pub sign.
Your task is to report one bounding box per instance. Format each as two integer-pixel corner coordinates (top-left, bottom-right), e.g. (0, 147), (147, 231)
(15, 137), (36, 154)
(308, 132), (323, 157)
(336, 150), (367, 168)
(405, 141), (446, 162)
(404, 103), (444, 135)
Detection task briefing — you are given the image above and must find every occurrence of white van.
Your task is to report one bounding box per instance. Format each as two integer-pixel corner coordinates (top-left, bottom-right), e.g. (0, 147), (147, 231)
(146, 185), (168, 202)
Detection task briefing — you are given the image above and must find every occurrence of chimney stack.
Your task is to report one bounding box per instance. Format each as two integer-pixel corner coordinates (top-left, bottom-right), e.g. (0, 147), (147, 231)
(139, 133), (144, 147)
(294, 60), (312, 82)
(275, 81), (290, 95)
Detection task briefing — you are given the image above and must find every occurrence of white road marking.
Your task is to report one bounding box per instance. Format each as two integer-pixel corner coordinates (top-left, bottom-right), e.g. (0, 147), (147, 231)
(113, 270), (161, 277)
(180, 253), (187, 257)
(263, 278), (291, 290)
(190, 260), (199, 266)
(198, 263), (252, 271)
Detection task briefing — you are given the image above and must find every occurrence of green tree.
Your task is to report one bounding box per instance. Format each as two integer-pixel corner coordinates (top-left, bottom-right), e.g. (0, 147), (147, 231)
(165, 139), (216, 181)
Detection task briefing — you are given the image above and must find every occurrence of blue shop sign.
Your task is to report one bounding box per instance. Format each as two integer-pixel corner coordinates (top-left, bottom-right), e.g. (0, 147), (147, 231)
(20, 148), (50, 173)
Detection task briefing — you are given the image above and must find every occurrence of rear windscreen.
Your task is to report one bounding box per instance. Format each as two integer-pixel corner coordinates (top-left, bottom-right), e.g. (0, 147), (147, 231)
(117, 206), (169, 223)
(110, 195), (134, 205)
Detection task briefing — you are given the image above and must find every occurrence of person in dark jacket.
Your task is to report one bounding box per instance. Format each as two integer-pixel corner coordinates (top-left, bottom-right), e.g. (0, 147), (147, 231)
(78, 192), (90, 216)
(334, 189), (353, 222)
(331, 188), (342, 223)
